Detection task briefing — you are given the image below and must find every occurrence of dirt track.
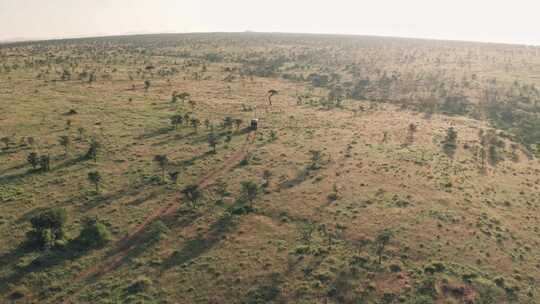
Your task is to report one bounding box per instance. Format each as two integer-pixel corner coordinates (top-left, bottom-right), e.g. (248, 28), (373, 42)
(61, 131), (256, 304)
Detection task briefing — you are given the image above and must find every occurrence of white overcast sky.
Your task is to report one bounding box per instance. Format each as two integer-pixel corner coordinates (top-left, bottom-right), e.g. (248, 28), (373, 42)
(1, 0), (539, 45)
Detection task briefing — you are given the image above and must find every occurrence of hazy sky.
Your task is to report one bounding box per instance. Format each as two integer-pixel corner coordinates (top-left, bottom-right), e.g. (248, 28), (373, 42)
(1, 0), (539, 45)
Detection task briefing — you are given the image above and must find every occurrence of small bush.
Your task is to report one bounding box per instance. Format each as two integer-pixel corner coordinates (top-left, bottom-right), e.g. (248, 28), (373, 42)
(77, 217), (111, 248)
(127, 276), (152, 294)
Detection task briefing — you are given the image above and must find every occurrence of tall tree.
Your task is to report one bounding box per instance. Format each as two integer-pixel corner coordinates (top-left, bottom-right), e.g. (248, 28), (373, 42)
(375, 229), (393, 265)
(190, 118), (201, 132)
(27, 152), (39, 169)
(144, 80), (151, 91)
(153, 155), (169, 182)
(207, 132), (219, 153)
(240, 181), (259, 205)
(86, 138), (100, 162)
(182, 184), (202, 207)
(170, 114), (183, 130)
(234, 118), (243, 130)
(59, 135), (70, 156)
(267, 89), (278, 105)
(87, 171), (102, 193)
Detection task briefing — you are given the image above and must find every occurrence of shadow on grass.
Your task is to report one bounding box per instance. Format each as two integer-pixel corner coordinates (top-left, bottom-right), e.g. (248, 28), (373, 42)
(278, 167), (311, 190)
(242, 272), (283, 304)
(77, 185), (159, 212)
(1, 162), (29, 174)
(136, 127), (174, 140)
(160, 204), (240, 270)
(0, 242), (34, 269)
(151, 131), (197, 146)
(0, 155), (86, 186)
(169, 150), (214, 171)
(0, 240), (93, 296)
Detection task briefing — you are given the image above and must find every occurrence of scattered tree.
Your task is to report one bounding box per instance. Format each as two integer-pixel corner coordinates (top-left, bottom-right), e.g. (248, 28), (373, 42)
(1, 136), (11, 149)
(39, 155), (50, 171)
(375, 229), (393, 265)
(27, 152), (39, 169)
(182, 184), (202, 207)
(190, 118), (200, 132)
(442, 127), (458, 158)
(77, 217), (111, 248)
(153, 155), (169, 182)
(87, 171), (102, 193)
(86, 138), (100, 162)
(240, 181), (259, 205)
(208, 132), (219, 153)
(59, 135), (71, 156)
(234, 118), (243, 130)
(144, 80), (151, 91)
(267, 89), (278, 105)
(168, 171), (179, 184)
(170, 114), (183, 130)
(27, 208), (67, 249)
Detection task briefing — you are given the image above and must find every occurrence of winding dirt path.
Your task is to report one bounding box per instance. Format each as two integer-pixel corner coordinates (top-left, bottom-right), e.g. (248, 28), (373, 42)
(61, 131), (256, 303)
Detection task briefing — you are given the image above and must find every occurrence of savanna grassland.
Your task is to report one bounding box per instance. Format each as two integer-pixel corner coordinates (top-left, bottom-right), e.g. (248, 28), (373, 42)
(1, 33), (540, 303)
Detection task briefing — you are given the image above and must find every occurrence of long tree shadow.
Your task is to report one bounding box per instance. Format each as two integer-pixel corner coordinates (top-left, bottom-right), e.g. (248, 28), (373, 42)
(77, 185), (159, 212)
(0, 145), (29, 157)
(51, 155), (86, 171)
(160, 205), (240, 270)
(0, 241), (93, 296)
(136, 127), (174, 140)
(151, 131), (197, 146)
(190, 127), (251, 145)
(0, 155), (86, 186)
(169, 150), (214, 171)
(278, 167), (312, 190)
(1, 162), (29, 174)
(0, 242), (34, 269)
(242, 273), (284, 304)
(0, 168), (41, 185)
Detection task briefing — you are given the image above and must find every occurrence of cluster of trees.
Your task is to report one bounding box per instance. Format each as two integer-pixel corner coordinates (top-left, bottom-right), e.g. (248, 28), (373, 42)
(442, 127), (458, 158)
(26, 208), (110, 250)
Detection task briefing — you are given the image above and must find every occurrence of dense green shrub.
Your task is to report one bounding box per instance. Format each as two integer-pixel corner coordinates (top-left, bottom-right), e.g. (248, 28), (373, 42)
(77, 217), (111, 248)
(27, 208), (68, 249)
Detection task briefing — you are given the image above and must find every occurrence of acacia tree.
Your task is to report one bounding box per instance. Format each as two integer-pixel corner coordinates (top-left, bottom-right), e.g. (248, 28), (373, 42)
(40, 155), (50, 171)
(309, 150), (322, 169)
(183, 113), (191, 126)
(86, 138), (100, 162)
(0, 136), (10, 149)
(182, 184), (202, 207)
(27, 208), (67, 249)
(442, 127), (458, 158)
(27, 152), (39, 169)
(59, 135), (70, 156)
(223, 116), (233, 129)
(406, 123), (417, 146)
(240, 181), (259, 206)
(208, 132), (219, 153)
(153, 155), (169, 182)
(168, 171), (179, 184)
(170, 114), (183, 130)
(87, 171), (102, 193)
(190, 118), (201, 132)
(375, 229), (393, 265)
(234, 118), (243, 130)
(177, 92), (190, 103)
(267, 89), (278, 105)
(144, 80), (151, 91)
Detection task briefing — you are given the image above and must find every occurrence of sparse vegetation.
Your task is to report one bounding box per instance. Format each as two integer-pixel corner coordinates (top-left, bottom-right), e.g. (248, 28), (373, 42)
(0, 32), (538, 304)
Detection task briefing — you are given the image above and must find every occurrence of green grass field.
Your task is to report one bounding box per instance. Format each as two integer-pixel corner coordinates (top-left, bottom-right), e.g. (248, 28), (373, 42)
(1, 33), (540, 303)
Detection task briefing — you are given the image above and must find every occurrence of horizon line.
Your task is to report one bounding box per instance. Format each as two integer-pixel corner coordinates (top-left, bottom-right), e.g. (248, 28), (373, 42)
(1, 31), (539, 48)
